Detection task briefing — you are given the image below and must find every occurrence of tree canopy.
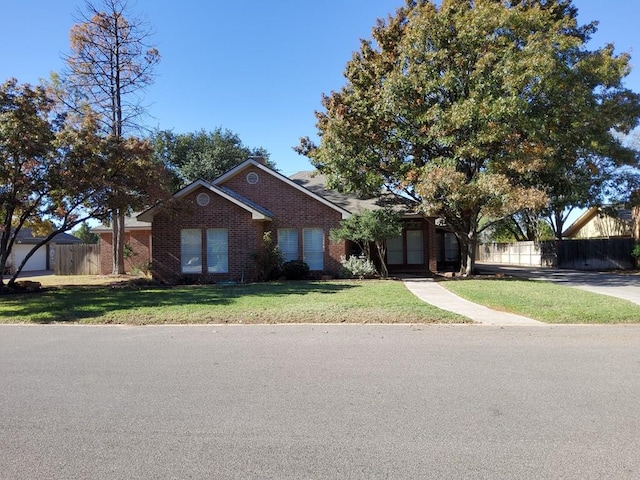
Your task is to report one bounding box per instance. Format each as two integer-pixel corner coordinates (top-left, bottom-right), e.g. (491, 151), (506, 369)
(330, 208), (403, 277)
(62, 0), (161, 275)
(74, 222), (100, 244)
(151, 128), (272, 187)
(0, 77), (170, 287)
(298, 0), (640, 274)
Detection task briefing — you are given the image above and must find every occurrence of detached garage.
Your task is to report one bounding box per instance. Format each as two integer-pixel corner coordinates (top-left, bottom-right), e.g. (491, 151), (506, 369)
(7, 228), (82, 274)
(13, 244), (48, 271)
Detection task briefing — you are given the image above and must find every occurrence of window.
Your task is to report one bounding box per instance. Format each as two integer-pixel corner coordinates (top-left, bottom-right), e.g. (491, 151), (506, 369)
(444, 233), (459, 262)
(406, 230), (424, 264)
(278, 229), (298, 263)
(196, 192), (210, 206)
(303, 228), (324, 270)
(246, 172), (259, 184)
(181, 229), (202, 273)
(207, 229), (228, 273)
(386, 236), (403, 265)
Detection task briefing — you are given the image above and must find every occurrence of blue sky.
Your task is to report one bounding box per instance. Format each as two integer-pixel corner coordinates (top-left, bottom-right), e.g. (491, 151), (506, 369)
(2, 0), (640, 177)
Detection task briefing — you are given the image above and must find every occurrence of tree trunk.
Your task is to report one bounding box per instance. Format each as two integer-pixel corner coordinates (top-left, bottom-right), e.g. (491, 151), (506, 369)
(375, 241), (388, 278)
(459, 221), (479, 276)
(0, 252), (8, 288)
(112, 209), (126, 275)
(465, 235), (477, 276)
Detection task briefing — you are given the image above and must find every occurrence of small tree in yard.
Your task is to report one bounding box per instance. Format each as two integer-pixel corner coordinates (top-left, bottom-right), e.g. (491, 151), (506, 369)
(330, 208), (402, 278)
(1, 79), (121, 286)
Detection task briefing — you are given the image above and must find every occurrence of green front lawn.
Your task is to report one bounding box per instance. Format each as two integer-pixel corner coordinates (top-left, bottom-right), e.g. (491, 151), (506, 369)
(442, 278), (640, 323)
(0, 280), (468, 324)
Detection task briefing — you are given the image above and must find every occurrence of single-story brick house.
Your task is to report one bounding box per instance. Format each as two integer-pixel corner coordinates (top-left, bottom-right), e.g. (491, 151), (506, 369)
(94, 158), (460, 282)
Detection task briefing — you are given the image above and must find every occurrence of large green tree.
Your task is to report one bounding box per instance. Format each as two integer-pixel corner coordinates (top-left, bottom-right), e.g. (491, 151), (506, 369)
(298, 0), (640, 274)
(62, 0), (161, 275)
(151, 128), (272, 187)
(0, 79), (156, 286)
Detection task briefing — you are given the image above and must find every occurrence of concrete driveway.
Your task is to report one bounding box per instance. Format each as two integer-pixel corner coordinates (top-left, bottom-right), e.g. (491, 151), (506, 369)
(476, 263), (640, 305)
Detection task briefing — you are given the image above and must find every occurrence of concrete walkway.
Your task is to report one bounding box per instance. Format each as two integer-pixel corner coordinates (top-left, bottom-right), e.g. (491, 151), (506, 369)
(402, 277), (544, 326)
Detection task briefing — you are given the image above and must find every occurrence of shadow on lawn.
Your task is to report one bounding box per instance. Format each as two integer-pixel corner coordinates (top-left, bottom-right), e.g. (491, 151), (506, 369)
(5, 281), (358, 324)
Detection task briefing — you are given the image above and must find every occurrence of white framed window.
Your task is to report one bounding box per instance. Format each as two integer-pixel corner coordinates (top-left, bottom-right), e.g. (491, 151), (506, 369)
(181, 229), (202, 274)
(387, 236), (403, 265)
(207, 228), (229, 273)
(303, 228), (324, 270)
(278, 229), (298, 263)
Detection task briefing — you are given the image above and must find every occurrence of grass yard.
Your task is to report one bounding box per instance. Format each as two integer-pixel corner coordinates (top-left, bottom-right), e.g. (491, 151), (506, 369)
(442, 278), (640, 324)
(0, 279), (469, 325)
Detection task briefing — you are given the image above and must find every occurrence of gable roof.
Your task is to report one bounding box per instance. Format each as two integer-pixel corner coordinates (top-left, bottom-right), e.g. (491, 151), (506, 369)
(137, 179), (273, 223)
(14, 228), (82, 245)
(213, 159), (351, 219)
(289, 171), (419, 216)
(563, 206), (633, 238)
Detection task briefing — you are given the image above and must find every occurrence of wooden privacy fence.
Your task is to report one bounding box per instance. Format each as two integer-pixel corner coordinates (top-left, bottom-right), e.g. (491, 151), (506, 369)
(478, 238), (637, 270)
(55, 244), (100, 275)
(556, 238), (636, 270)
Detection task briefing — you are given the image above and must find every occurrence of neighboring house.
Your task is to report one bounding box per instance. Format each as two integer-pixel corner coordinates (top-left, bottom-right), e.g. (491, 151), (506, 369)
(563, 206), (637, 239)
(6, 228), (82, 273)
(94, 158), (460, 283)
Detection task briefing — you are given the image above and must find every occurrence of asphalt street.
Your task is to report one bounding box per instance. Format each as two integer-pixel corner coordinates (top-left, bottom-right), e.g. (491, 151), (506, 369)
(2, 324), (640, 479)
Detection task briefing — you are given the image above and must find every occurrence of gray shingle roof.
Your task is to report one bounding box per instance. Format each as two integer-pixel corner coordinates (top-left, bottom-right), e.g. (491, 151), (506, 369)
(289, 171), (417, 215)
(15, 228), (82, 245)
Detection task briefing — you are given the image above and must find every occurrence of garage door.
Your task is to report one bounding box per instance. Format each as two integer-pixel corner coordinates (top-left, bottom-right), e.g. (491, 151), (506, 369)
(13, 244), (48, 271)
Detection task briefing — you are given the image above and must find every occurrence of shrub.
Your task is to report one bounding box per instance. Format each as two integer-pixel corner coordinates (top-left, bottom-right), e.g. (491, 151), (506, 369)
(282, 260), (310, 280)
(252, 232), (284, 281)
(340, 255), (378, 279)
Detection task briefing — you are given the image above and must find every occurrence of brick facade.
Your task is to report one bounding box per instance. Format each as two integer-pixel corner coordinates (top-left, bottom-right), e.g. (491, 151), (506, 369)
(98, 229), (152, 275)
(150, 187), (269, 284)
(218, 166), (346, 276)
(96, 160), (440, 282)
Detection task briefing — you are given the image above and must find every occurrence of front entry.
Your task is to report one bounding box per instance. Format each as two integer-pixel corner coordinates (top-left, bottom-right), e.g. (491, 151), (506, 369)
(386, 219), (428, 274)
(436, 230), (461, 272)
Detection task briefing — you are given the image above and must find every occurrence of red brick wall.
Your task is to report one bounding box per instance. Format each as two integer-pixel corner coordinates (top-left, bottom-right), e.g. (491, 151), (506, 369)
(219, 166), (346, 275)
(151, 187), (265, 284)
(98, 233), (112, 274)
(98, 230), (152, 275)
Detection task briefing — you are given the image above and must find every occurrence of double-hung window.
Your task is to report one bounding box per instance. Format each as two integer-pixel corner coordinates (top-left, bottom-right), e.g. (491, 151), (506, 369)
(278, 229), (298, 263)
(303, 228), (324, 270)
(386, 236), (403, 265)
(181, 229), (202, 273)
(207, 228), (229, 273)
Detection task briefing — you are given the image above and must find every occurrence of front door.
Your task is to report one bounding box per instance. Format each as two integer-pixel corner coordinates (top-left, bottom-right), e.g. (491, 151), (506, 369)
(387, 220), (427, 272)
